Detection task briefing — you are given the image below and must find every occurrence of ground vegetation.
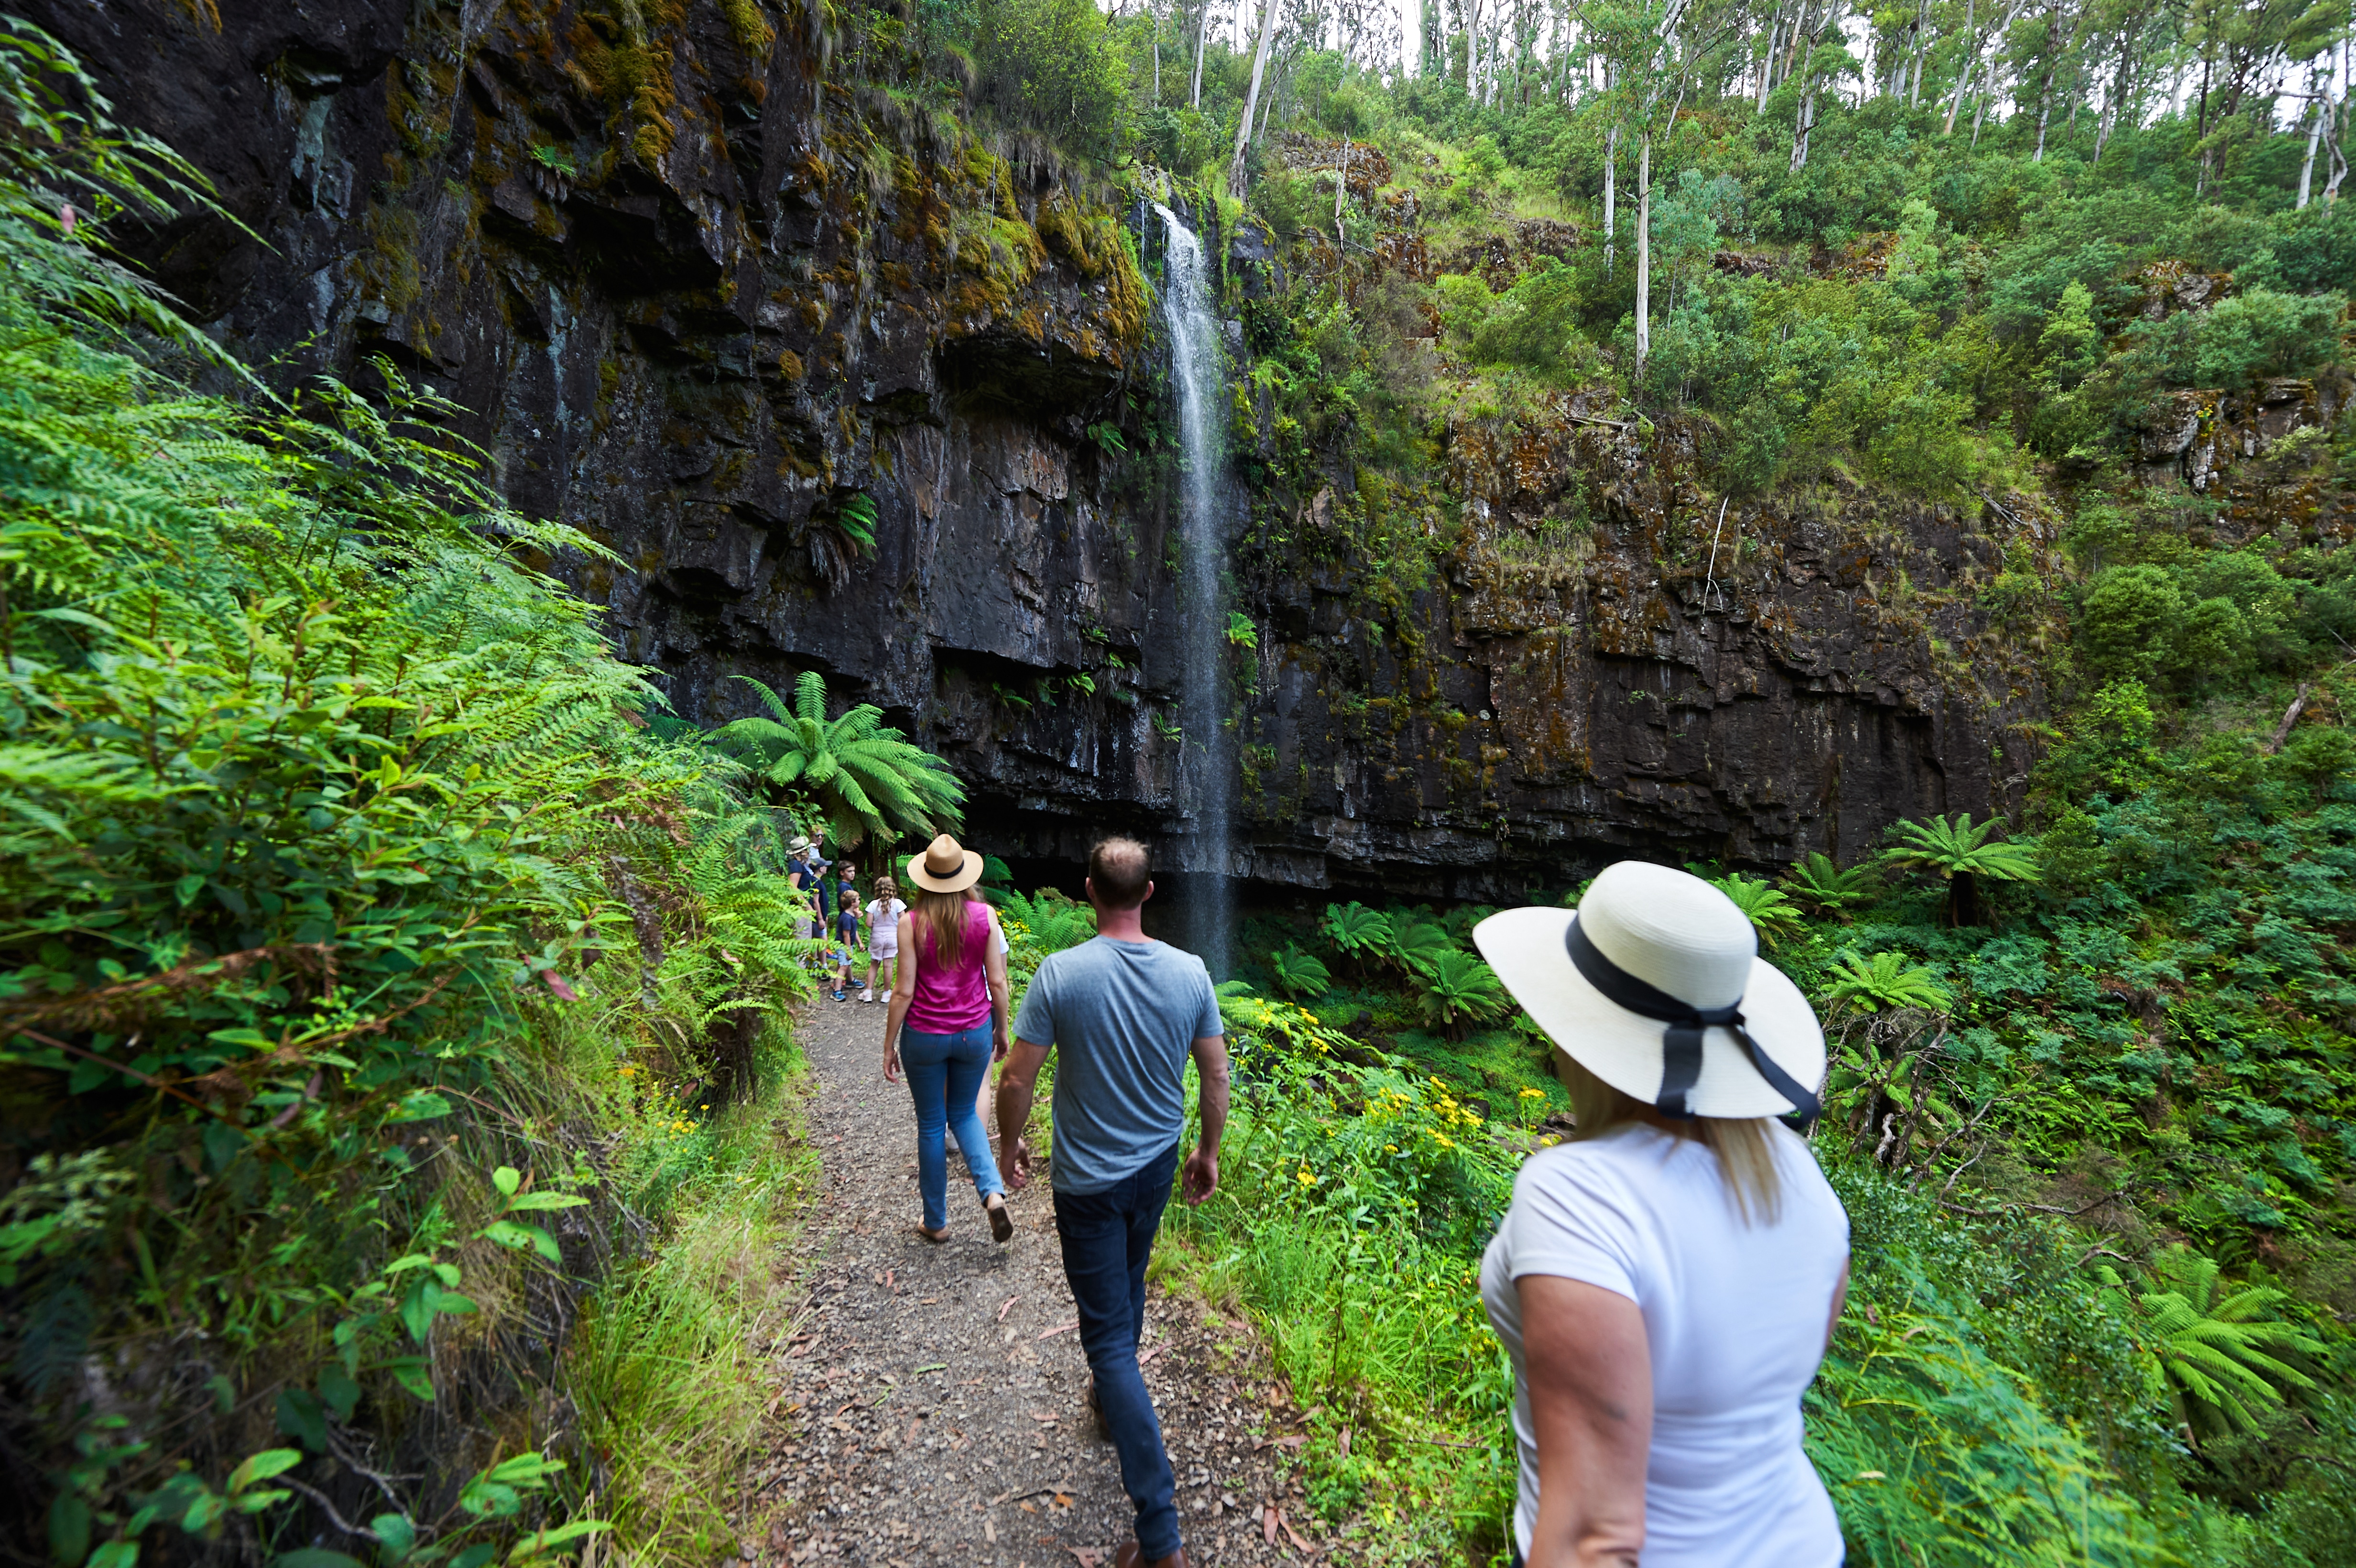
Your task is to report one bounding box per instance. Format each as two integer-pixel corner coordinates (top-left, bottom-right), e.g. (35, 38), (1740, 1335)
(0, 30), (825, 1568)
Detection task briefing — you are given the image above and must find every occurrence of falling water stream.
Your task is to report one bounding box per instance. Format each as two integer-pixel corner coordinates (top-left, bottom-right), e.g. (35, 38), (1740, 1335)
(1153, 202), (1233, 979)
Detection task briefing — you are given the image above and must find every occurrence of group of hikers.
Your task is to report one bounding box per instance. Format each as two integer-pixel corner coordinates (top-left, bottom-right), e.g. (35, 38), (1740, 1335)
(784, 836), (910, 1004)
(836, 829), (1850, 1568)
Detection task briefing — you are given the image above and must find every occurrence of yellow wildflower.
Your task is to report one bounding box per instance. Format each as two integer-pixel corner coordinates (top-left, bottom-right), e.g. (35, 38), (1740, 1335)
(1518, 1088), (1542, 1099)
(1296, 1168), (1318, 1187)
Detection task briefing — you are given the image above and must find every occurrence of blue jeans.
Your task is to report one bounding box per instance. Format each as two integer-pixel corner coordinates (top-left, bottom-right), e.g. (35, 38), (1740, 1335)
(1054, 1143), (1182, 1561)
(899, 1024), (1003, 1230)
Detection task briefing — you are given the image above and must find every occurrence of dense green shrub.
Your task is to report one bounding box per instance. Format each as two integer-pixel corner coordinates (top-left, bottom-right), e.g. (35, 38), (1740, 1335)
(972, 0), (1128, 156)
(0, 28), (815, 1567)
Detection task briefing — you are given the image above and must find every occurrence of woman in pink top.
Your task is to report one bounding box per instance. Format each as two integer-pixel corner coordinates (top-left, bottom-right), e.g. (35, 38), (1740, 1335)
(884, 834), (1014, 1244)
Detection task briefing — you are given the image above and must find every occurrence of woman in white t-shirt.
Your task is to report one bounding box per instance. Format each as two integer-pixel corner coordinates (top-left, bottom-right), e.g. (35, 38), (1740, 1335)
(1473, 862), (1850, 1568)
(859, 876), (907, 1004)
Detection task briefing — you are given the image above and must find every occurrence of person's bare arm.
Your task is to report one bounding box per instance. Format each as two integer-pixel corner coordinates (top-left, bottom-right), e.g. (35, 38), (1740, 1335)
(1825, 1259), (1850, 1355)
(996, 1038), (1050, 1190)
(984, 911), (1013, 1058)
(1182, 1034), (1230, 1206)
(1519, 1275), (1650, 1568)
(883, 912), (921, 1083)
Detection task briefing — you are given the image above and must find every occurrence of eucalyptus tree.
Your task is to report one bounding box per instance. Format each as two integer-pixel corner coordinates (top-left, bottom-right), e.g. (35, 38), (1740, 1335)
(1578, 0), (1722, 382)
(1784, 0), (1849, 167)
(1230, 0), (1281, 193)
(2089, 0), (2165, 161)
(2292, 6), (2347, 206)
(1945, 0), (2032, 133)
(2183, 0), (2335, 196)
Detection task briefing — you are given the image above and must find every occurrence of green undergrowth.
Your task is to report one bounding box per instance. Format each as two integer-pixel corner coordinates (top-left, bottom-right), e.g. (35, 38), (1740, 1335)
(565, 1018), (815, 1560)
(0, 31), (820, 1568)
(1109, 669), (2356, 1564)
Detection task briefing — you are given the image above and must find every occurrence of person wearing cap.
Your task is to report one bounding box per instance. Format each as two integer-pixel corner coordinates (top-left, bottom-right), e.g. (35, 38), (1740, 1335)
(786, 834), (828, 949)
(1473, 861), (1850, 1568)
(883, 834), (1014, 1244)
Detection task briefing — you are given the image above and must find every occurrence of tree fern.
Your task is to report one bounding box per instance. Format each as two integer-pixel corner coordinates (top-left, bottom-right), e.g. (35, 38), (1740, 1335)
(710, 670), (964, 849)
(1882, 813), (2040, 927)
(2103, 1246), (2325, 1439)
(1785, 851), (1874, 918)
(1822, 951), (1953, 1014)
(1707, 871), (1808, 949)
(1270, 945), (1331, 1001)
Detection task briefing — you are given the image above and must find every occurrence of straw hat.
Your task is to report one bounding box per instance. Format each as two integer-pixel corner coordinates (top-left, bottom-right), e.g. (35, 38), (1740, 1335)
(788, 835), (814, 855)
(906, 834), (983, 893)
(1472, 861), (1825, 1121)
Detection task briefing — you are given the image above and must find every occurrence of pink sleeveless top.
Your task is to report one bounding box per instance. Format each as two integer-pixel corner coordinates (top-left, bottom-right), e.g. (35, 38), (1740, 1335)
(904, 901), (992, 1034)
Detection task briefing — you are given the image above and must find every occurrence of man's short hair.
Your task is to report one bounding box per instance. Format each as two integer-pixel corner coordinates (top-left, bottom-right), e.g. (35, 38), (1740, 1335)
(1088, 836), (1152, 909)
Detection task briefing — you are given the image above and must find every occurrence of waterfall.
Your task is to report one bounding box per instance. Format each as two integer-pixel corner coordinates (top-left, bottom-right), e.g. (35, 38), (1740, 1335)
(1153, 202), (1233, 980)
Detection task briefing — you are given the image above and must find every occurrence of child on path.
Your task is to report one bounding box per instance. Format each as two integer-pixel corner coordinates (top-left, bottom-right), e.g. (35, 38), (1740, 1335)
(830, 873), (862, 1001)
(862, 876), (906, 1003)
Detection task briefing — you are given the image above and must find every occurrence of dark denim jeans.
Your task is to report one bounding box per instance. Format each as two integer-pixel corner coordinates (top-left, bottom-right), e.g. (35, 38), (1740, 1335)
(1054, 1143), (1183, 1561)
(898, 1024), (1003, 1231)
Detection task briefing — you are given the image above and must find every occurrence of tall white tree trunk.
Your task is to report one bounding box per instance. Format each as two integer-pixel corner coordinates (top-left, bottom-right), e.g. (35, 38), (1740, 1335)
(1781, 0), (1811, 81)
(1943, 0), (1976, 132)
(2301, 81), (2325, 207)
(1335, 135), (1349, 241)
(1909, 0), (1931, 107)
(2030, 11), (2057, 159)
(1757, 5), (1782, 108)
(1636, 131), (1651, 384)
(1603, 120), (1617, 275)
(1191, 0), (1208, 108)
(1227, 0), (1279, 195)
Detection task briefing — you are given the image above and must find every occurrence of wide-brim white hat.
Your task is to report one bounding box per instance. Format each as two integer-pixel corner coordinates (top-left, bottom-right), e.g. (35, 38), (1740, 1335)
(1473, 861), (1826, 1120)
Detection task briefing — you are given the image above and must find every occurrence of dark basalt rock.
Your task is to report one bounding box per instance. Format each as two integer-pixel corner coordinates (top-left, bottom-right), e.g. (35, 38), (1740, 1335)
(32, 0), (2314, 899)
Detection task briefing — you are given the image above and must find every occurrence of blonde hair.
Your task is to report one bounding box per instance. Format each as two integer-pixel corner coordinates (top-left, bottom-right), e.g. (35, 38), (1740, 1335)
(909, 886), (978, 970)
(874, 876), (898, 900)
(1555, 1048), (1785, 1226)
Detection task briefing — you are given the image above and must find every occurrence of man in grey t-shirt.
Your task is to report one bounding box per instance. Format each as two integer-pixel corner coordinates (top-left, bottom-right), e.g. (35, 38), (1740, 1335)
(997, 837), (1229, 1568)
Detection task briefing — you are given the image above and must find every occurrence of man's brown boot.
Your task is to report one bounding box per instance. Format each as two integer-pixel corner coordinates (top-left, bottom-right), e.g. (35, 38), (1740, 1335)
(1114, 1544), (1186, 1568)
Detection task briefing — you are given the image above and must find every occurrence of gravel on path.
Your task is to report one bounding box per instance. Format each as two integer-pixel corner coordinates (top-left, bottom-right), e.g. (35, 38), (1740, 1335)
(737, 997), (1343, 1568)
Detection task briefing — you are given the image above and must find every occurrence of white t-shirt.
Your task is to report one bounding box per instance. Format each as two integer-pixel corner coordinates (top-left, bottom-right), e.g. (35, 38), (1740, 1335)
(1479, 1122), (1849, 1567)
(864, 898), (906, 936)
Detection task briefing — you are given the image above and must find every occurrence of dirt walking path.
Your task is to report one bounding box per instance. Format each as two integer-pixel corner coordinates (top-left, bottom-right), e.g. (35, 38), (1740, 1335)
(741, 998), (1340, 1568)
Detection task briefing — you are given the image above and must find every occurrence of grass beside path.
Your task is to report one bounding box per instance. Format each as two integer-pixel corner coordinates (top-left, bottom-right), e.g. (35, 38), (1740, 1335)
(559, 1004), (819, 1565)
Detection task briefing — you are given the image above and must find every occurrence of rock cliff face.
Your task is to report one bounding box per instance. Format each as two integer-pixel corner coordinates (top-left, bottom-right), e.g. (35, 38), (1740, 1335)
(24, 0), (2193, 897)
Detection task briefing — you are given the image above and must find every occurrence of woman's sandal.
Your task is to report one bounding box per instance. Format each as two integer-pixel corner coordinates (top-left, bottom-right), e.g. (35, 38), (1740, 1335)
(986, 1194), (1014, 1244)
(915, 1223), (949, 1244)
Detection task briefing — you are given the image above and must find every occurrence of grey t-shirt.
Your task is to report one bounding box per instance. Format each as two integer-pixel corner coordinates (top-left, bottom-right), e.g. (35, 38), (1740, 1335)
(1013, 936), (1224, 1194)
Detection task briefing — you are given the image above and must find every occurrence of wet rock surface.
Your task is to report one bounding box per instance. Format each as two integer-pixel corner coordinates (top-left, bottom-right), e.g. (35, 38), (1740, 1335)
(744, 998), (1334, 1568)
(39, 2), (2334, 894)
